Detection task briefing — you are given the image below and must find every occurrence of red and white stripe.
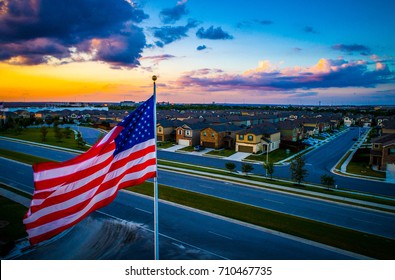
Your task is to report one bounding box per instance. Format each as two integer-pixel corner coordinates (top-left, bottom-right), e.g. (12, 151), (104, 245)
(23, 126), (157, 245)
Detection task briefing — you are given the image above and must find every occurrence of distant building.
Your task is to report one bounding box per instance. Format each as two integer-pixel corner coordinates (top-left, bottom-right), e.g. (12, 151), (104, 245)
(120, 101), (136, 107)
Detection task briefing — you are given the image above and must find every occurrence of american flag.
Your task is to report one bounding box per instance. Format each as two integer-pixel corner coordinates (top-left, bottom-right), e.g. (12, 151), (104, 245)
(23, 95), (157, 245)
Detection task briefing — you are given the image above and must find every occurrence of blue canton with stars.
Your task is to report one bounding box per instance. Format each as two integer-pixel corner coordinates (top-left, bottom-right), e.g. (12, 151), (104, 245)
(114, 95), (155, 156)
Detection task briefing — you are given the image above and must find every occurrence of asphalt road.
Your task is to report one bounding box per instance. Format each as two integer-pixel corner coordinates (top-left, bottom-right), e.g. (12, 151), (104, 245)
(0, 158), (359, 260)
(1, 138), (395, 239)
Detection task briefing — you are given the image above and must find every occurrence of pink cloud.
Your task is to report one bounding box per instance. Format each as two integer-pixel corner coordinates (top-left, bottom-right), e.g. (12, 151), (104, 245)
(173, 58), (394, 92)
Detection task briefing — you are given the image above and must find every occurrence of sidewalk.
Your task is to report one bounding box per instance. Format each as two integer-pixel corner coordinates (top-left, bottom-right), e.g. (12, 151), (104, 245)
(0, 187), (30, 207)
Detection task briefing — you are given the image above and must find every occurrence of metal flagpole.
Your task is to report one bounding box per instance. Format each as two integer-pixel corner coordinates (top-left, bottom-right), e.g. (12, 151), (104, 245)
(152, 75), (160, 260)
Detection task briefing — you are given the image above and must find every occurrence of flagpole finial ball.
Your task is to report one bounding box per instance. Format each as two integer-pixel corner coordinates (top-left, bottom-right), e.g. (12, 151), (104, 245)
(152, 75), (157, 81)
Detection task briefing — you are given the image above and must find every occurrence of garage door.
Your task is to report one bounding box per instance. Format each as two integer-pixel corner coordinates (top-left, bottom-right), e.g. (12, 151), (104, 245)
(202, 141), (216, 148)
(238, 145), (253, 153)
(178, 139), (190, 146)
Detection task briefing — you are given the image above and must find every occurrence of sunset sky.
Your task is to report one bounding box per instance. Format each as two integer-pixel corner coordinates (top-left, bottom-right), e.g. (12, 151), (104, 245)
(1, 0), (394, 105)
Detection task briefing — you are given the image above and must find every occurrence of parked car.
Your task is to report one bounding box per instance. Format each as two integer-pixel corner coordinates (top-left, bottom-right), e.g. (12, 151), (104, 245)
(194, 145), (205, 151)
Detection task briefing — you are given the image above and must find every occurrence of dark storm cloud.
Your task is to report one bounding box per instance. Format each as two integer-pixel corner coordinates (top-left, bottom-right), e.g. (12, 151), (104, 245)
(0, 0), (149, 67)
(159, 0), (188, 24)
(152, 19), (199, 47)
(196, 26), (234, 40)
(197, 45), (207, 51)
(332, 44), (372, 56)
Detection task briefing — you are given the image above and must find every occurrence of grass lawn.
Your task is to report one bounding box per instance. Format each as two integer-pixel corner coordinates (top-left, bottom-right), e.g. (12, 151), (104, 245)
(245, 148), (297, 163)
(347, 162), (386, 178)
(0, 127), (88, 151)
(0, 148), (53, 165)
(179, 146), (195, 152)
(0, 196), (28, 256)
(157, 141), (175, 149)
(206, 149), (236, 157)
(347, 149), (386, 179)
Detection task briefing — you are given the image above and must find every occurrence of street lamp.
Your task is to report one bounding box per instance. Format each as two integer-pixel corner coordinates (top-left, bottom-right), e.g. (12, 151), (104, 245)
(263, 140), (271, 177)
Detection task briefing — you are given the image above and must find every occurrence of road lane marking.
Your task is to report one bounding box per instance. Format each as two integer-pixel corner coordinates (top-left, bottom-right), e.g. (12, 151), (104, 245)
(198, 184), (214, 189)
(135, 208), (152, 214)
(208, 231), (233, 240)
(264, 198), (285, 204)
(351, 218), (382, 226)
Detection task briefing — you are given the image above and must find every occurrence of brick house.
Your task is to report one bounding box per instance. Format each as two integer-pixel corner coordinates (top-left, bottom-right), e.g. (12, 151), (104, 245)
(175, 122), (207, 146)
(235, 124), (281, 154)
(369, 133), (395, 171)
(156, 119), (183, 142)
(276, 120), (304, 142)
(200, 124), (243, 149)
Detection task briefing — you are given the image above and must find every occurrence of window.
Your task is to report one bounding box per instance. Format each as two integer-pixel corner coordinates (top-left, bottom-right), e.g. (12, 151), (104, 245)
(239, 135), (244, 140)
(158, 127), (162, 133)
(389, 148), (395, 155)
(178, 130), (183, 135)
(203, 132), (207, 136)
(211, 133), (215, 138)
(248, 135), (253, 141)
(185, 130), (191, 136)
(374, 144), (380, 149)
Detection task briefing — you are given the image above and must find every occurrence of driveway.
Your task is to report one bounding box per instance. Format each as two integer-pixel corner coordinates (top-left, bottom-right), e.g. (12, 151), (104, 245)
(163, 144), (185, 152)
(225, 152), (251, 161)
(387, 163), (395, 184)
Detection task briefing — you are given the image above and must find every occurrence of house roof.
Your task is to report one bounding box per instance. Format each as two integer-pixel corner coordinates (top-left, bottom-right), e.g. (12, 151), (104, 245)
(372, 133), (395, 146)
(204, 124), (243, 133)
(382, 119), (395, 129)
(157, 119), (183, 128)
(276, 120), (302, 130)
(239, 124), (278, 136)
(179, 121), (208, 130)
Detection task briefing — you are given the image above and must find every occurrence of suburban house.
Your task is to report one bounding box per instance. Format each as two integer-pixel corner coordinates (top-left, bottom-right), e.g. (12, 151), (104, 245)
(156, 119), (183, 142)
(369, 133), (395, 171)
(235, 124), (281, 154)
(175, 121), (207, 146)
(226, 115), (252, 127)
(276, 120), (304, 142)
(200, 124), (243, 149)
(302, 118), (320, 136)
(343, 116), (354, 127)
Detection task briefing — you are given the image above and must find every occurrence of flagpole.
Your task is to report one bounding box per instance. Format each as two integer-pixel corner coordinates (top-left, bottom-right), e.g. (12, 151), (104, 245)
(152, 75), (160, 260)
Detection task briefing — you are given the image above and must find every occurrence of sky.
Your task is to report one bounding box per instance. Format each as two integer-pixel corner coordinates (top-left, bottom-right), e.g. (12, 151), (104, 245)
(0, 0), (394, 105)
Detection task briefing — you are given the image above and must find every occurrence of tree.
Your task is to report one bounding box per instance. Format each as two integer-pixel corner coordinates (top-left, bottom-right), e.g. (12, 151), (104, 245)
(321, 174), (335, 190)
(225, 162), (236, 172)
(76, 132), (86, 149)
(63, 127), (73, 139)
(40, 126), (48, 142)
(290, 155), (308, 185)
(53, 125), (63, 142)
(241, 163), (254, 175)
(263, 160), (274, 179)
